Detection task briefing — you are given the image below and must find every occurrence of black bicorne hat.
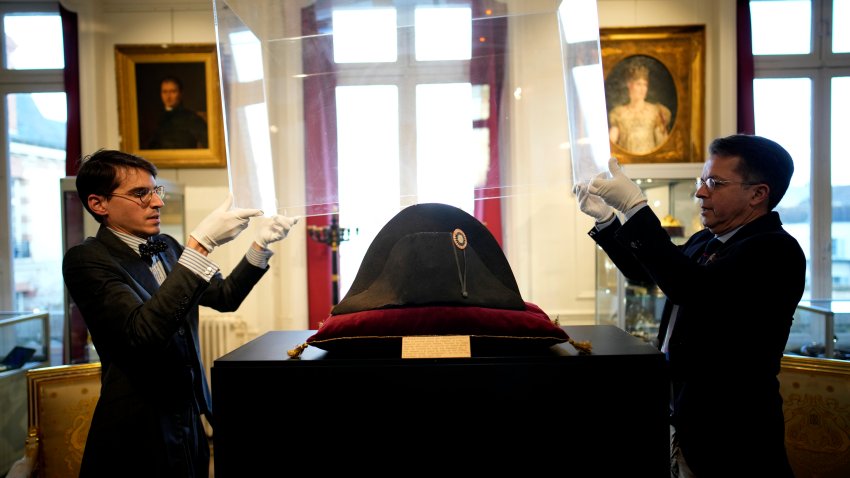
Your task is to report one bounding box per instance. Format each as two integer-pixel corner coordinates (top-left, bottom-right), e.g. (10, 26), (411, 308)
(332, 202), (525, 314)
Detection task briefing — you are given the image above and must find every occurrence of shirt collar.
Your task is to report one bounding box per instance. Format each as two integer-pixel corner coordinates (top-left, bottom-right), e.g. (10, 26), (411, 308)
(107, 228), (150, 258)
(714, 226), (741, 244)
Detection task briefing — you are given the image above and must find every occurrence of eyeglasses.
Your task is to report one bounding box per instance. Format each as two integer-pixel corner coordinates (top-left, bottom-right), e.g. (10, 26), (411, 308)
(695, 177), (759, 191)
(110, 185), (166, 207)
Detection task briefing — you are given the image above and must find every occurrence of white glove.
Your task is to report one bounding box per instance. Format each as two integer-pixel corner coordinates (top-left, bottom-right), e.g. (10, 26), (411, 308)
(255, 214), (301, 249)
(190, 194), (262, 253)
(574, 182), (615, 223)
(588, 158), (647, 213)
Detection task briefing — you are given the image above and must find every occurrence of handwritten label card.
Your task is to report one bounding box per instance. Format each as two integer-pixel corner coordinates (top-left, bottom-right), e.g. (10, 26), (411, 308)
(401, 335), (471, 358)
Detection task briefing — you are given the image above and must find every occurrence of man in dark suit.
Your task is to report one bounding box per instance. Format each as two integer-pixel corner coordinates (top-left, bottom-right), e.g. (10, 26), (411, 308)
(575, 134), (804, 477)
(63, 149), (298, 477)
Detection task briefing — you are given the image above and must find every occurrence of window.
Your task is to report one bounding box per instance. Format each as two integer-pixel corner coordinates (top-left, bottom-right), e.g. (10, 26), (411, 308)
(0, 3), (66, 359)
(751, 0), (850, 299)
(332, 4), (491, 297)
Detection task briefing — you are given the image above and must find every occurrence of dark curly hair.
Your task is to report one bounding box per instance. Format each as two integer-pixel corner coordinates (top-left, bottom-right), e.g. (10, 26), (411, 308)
(75, 149), (158, 223)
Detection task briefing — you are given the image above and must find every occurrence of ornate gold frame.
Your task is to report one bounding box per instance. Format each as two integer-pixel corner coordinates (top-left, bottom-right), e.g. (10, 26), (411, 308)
(114, 44), (226, 168)
(600, 25), (705, 164)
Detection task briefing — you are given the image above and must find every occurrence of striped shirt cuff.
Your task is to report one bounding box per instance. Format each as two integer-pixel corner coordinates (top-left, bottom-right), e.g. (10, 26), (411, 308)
(246, 246), (273, 269)
(179, 247), (219, 282)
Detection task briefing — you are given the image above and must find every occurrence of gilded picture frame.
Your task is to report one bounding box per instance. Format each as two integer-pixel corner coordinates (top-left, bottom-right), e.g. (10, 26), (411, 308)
(600, 25), (705, 164)
(115, 44), (226, 168)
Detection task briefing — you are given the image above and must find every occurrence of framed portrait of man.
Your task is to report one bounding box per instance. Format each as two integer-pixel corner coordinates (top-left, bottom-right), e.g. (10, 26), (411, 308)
(600, 25), (705, 164)
(115, 44), (226, 168)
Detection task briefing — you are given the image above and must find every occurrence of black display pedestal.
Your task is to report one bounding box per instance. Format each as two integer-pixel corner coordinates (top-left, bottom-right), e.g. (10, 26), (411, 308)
(212, 325), (669, 475)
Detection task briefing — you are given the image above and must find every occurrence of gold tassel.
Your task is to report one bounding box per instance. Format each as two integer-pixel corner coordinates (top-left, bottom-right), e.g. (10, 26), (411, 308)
(552, 315), (590, 354)
(568, 338), (592, 355)
(287, 342), (308, 358)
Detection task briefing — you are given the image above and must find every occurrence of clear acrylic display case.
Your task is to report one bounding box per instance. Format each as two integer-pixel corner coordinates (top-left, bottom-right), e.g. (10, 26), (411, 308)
(595, 163), (704, 344)
(211, 0), (609, 217)
(211, 0), (616, 317)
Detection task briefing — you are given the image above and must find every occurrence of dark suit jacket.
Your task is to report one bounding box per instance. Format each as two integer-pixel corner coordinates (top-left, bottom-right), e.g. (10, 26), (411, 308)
(590, 207), (804, 477)
(63, 225), (267, 477)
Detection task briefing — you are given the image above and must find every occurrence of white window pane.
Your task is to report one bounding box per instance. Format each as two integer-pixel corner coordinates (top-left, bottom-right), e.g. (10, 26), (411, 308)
(242, 103), (277, 214)
(229, 30), (263, 83)
(750, 1), (811, 55)
(472, 127), (491, 189)
(832, 77), (850, 185)
(336, 85), (400, 297)
(753, 77), (811, 295)
(416, 83), (474, 213)
(471, 84), (489, 121)
(835, 0), (850, 53)
(832, 77), (850, 297)
(4, 14), (64, 69)
(415, 7), (471, 61)
(8, 93), (67, 348)
(333, 9), (397, 63)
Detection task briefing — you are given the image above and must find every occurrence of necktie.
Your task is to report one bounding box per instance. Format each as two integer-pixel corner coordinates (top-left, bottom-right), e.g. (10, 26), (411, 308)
(139, 238), (167, 260)
(698, 237), (721, 265)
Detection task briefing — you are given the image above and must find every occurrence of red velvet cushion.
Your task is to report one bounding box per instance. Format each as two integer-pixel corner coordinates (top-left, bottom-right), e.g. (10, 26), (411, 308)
(305, 302), (568, 356)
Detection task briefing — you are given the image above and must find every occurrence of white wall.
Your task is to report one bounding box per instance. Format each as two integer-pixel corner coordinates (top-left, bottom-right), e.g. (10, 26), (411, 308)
(64, 0), (738, 332)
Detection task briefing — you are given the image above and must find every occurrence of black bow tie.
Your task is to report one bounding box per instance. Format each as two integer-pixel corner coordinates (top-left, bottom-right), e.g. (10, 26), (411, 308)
(139, 238), (168, 259)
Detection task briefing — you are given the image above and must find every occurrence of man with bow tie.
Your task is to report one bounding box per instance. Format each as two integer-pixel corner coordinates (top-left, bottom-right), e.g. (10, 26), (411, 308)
(62, 149), (299, 477)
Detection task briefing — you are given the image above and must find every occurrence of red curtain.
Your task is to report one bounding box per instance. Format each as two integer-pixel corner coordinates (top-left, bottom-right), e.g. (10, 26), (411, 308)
(60, 3), (87, 363)
(736, 0), (755, 134)
(302, 3), (339, 329)
(470, 0), (507, 246)
(60, 3), (82, 175)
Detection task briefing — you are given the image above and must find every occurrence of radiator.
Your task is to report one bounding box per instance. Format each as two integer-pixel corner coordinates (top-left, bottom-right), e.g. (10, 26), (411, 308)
(199, 315), (247, 384)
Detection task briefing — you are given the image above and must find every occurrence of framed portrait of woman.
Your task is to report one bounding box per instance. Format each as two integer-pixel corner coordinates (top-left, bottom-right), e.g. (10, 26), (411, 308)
(600, 25), (705, 164)
(115, 44), (226, 168)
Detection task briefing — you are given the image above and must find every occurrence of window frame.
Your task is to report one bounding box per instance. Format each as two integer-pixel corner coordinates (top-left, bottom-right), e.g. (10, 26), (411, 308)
(333, 6), (472, 200)
(0, 1), (64, 310)
(752, 0), (850, 299)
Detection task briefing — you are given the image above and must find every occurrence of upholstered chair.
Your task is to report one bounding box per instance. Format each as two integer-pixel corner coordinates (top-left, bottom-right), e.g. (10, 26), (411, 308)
(6, 362), (101, 478)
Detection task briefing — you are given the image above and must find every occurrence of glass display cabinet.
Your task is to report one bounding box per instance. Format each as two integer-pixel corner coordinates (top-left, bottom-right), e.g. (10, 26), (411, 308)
(0, 311), (49, 370)
(595, 162), (704, 343)
(785, 300), (850, 360)
(0, 311), (50, 474)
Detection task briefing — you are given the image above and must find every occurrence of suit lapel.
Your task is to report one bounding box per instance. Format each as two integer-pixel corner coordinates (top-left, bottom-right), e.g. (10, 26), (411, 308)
(684, 229), (714, 262)
(156, 237), (177, 275)
(96, 226), (160, 296)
